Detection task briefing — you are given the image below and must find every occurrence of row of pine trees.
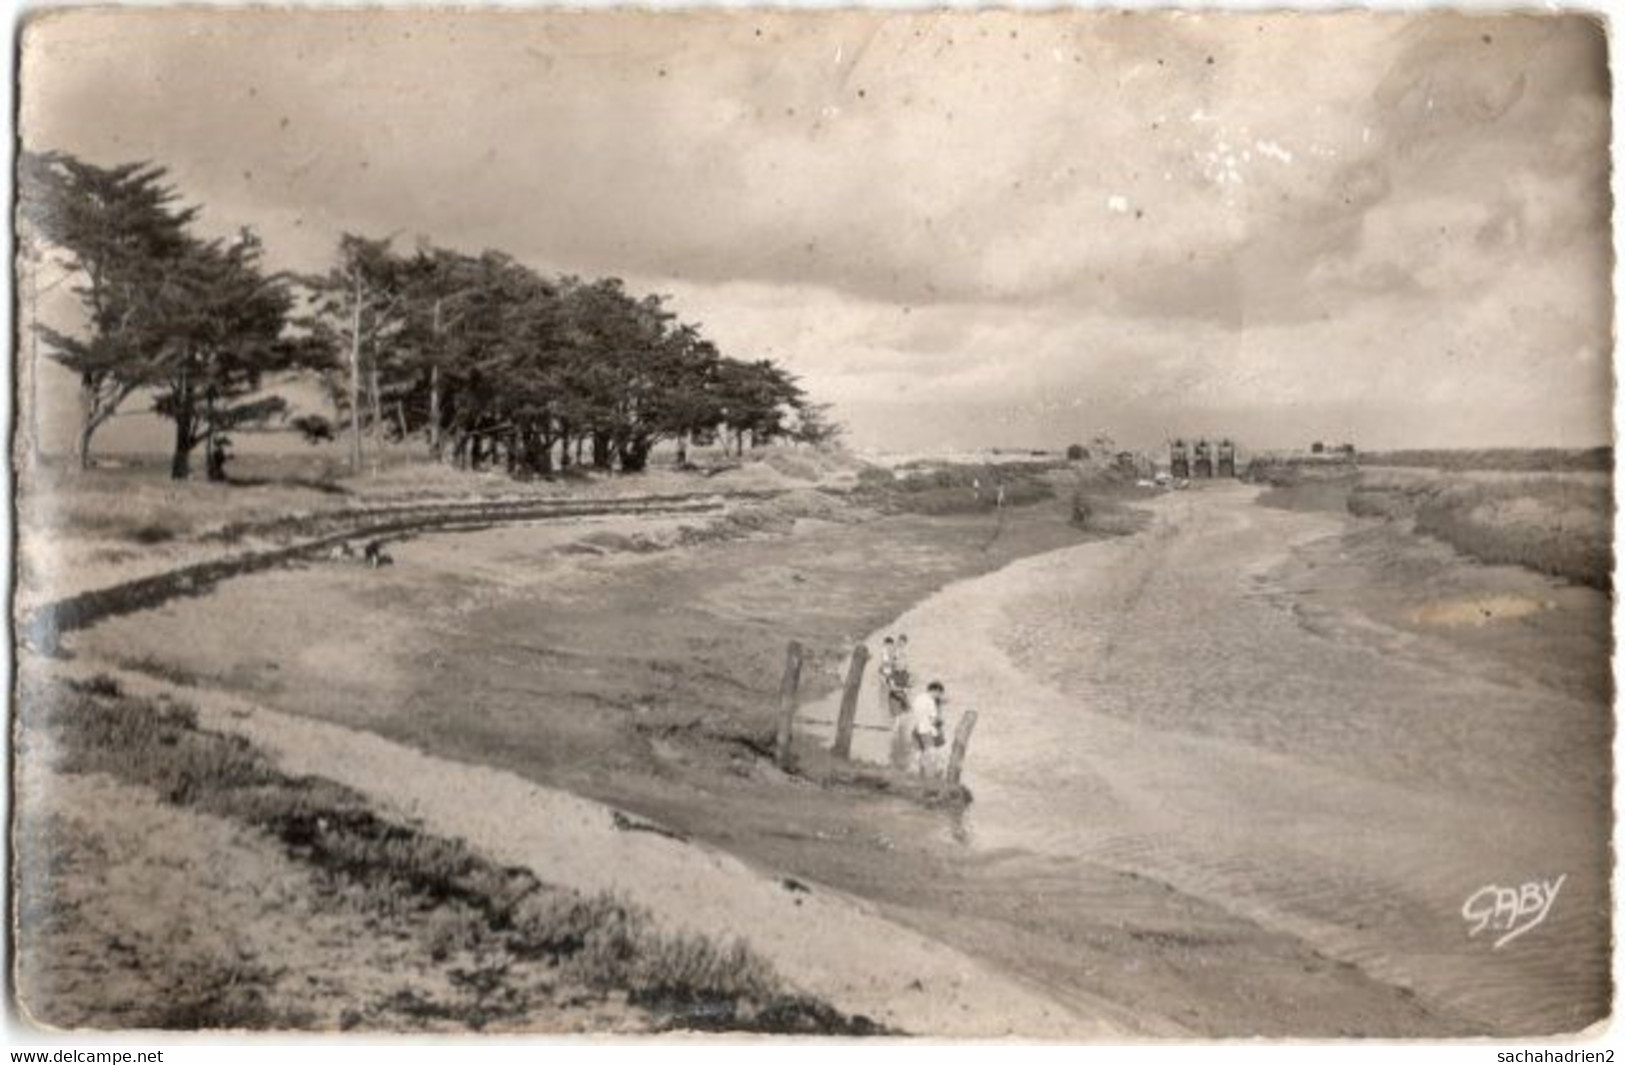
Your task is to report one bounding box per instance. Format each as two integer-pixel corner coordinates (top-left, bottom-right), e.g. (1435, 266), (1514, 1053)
(17, 150), (837, 481)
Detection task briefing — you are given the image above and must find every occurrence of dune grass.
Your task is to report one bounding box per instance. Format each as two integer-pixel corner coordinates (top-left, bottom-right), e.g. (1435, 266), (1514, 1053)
(19, 445), (864, 563)
(1246, 456), (1612, 590)
(860, 460), (1061, 515)
(1358, 447), (1612, 473)
(19, 460), (352, 547)
(18, 675), (884, 1034)
(1348, 471), (1611, 590)
(1068, 493), (1153, 537)
(1244, 458), (1362, 513)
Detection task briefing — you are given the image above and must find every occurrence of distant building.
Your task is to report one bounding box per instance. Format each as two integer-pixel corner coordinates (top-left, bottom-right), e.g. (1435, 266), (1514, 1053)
(1193, 438), (1213, 478)
(1169, 438), (1190, 479)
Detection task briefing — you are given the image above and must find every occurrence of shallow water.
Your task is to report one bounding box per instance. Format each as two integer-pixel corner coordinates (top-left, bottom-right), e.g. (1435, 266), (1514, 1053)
(837, 483), (1611, 1034)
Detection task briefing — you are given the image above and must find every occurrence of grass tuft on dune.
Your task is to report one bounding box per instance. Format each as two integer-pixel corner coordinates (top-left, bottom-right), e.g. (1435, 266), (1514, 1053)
(1250, 457), (1612, 591)
(15, 674), (885, 1035)
(1350, 472), (1612, 590)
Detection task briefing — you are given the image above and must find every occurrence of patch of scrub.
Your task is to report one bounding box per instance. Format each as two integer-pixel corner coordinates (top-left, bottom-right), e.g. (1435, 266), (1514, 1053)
(13, 675), (880, 1035)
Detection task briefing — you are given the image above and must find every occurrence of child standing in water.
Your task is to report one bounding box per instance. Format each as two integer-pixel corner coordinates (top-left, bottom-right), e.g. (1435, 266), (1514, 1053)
(903, 681), (948, 776)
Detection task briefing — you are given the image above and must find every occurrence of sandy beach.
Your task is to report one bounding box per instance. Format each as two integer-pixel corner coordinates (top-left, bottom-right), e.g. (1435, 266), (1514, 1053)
(30, 658), (1096, 1038)
(40, 471), (1594, 1035)
(813, 481), (1611, 1035)
(34, 483), (1156, 1034)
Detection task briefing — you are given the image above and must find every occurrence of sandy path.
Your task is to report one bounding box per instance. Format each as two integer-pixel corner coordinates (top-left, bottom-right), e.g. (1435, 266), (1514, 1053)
(807, 483), (1610, 1035)
(43, 660), (1109, 1039)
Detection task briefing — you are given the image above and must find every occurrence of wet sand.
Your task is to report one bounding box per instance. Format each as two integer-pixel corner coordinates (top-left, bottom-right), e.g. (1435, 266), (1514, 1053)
(815, 482), (1611, 1034)
(58, 482), (1602, 1035)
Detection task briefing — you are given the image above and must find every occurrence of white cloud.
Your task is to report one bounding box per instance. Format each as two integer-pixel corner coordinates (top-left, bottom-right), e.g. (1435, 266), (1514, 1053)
(20, 9), (1612, 452)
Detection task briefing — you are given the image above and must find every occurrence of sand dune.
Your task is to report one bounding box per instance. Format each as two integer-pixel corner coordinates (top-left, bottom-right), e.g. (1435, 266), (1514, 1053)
(43, 659), (1110, 1039)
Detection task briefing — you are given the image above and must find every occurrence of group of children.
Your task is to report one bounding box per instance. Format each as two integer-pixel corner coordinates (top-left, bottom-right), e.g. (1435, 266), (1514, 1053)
(877, 634), (952, 778)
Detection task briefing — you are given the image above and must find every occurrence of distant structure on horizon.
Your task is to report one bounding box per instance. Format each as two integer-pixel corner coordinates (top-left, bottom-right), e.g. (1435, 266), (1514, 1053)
(1192, 438), (1213, 478)
(1307, 441), (1358, 460)
(1167, 436), (1242, 478)
(1169, 438), (1190, 479)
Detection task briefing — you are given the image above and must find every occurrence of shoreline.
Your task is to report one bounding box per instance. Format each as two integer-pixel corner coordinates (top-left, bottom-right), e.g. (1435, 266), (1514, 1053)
(800, 489), (1473, 1035)
(27, 657), (1101, 1038)
(825, 482), (1607, 1035)
(23, 471), (1609, 1036)
(27, 472), (1145, 1035)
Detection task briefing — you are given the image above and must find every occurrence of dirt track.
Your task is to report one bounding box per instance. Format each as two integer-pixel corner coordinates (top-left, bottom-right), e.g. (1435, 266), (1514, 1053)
(20, 489), (784, 652)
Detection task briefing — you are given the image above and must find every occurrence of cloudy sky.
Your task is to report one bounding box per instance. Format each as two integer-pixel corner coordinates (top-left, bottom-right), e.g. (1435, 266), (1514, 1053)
(20, 8), (1613, 453)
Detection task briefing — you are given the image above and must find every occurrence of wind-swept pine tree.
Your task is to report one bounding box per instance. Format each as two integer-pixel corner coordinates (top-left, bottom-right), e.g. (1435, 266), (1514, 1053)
(789, 401), (845, 447)
(715, 358), (805, 455)
(388, 244), (516, 460)
(149, 229), (300, 481)
(297, 235), (411, 473)
(17, 150), (200, 469)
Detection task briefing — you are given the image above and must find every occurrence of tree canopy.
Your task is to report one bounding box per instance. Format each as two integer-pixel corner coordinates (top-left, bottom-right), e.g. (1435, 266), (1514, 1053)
(22, 148), (835, 480)
(298, 241), (817, 476)
(19, 150), (200, 467)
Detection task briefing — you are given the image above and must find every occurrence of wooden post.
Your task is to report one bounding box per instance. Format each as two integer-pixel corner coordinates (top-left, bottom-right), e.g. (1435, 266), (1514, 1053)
(832, 643), (870, 759)
(774, 640), (804, 769)
(945, 710), (979, 787)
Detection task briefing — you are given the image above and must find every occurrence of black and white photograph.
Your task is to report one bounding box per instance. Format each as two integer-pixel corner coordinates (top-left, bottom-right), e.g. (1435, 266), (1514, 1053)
(7, 5), (1616, 1043)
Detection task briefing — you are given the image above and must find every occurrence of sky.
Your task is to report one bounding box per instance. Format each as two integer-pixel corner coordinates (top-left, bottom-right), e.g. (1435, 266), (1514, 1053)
(18, 8), (1615, 454)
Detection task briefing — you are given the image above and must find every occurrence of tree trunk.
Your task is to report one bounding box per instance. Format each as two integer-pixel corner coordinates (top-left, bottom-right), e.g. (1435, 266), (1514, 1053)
(591, 431), (612, 470)
(74, 419), (95, 473)
(558, 422), (572, 469)
(368, 363), (382, 444)
(74, 376), (97, 471)
(676, 433), (688, 468)
(71, 377), (137, 473)
(170, 372), (195, 481)
(348, 270), (364, 474)
(428, 363), (442, 458)
(395, 399), (409, 442)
